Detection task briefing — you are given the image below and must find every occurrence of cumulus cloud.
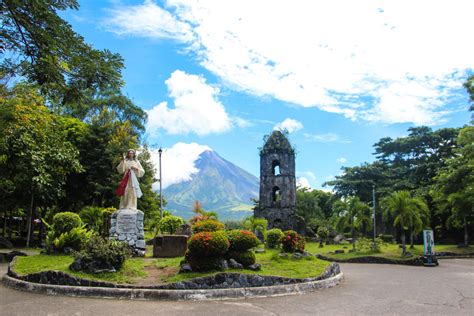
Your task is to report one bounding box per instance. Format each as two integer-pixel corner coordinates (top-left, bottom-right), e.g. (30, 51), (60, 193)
(147, 70), (232, 136)
(296, 177), (312, 189)
(274, 118), (303, 133)
(297, 171), (316, 181)
(336, 157), (347, 164)
(105, 0), (473, 125)
(149, 142), (211, 190)
(303, 133), (350, 143)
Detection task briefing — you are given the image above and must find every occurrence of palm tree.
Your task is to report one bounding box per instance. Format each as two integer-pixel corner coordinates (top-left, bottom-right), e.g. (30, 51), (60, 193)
(336, 197), (372, 251)
(381, 191), (429, 255)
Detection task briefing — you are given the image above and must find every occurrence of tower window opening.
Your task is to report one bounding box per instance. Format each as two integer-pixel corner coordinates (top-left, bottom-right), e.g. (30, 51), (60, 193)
(272, 186), (282, 202)
(272, 160), (281, 176)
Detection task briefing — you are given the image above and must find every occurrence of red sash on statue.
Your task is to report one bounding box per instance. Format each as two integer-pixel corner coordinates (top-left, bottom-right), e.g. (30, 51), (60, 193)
(115, 170), (130, 197)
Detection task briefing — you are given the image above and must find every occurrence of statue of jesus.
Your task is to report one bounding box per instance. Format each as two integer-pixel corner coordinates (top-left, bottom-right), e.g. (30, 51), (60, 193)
(116, 149), (145, 210)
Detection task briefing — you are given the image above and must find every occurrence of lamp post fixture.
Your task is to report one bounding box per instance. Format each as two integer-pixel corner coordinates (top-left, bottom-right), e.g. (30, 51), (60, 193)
(372, 183), (376, 249)
(158, 147), (163, 219)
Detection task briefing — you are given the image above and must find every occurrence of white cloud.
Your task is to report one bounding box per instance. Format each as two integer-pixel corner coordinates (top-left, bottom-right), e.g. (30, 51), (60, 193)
(296, 177), (312, 189)
(106, 0), (473, 125)
(150, 142), (211, 189)
(303, 133), (350, 143)
(336, 157), (347, 164)
(274, 118), (303, 133)
(297, 171), (316, 181)
(104, 0), (193, 42)
(232, 117), (253, 128)
(147, 70), (232, 136)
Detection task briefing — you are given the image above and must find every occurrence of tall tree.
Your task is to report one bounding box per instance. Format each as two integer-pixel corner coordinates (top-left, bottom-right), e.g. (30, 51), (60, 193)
(335, 197), (372, 251)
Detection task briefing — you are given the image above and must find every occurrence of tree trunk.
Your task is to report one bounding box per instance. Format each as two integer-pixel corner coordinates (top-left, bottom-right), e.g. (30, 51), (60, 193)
(351, 225), (355, 251)
(2, 210), (6, 237)
(401, 230), (406, 255)
(409, 227), (414, 249)
(464, 216), (469, 246)
(26, 190), (34, 247)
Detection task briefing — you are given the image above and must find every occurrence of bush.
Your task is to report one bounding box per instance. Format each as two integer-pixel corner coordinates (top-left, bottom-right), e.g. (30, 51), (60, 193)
(266, 228), (284, 248)
(226, 230), (259, 251)
(47, 227), (92, 253)
(71, 236), (130, 273)
(79, 207), (103, 232)
(281, 230), (305, 253)
(378, 234), (395, 243)
(355, 237), (387, 253)
(192, 219), (225, 233)
(243, 216), (268, 241)
(317, 226), (329, 247)
(184, 251), (222, 271)
(227, 250), (256, 267)
(224, 220), (244, 230)
(188, 231), (229, 257)
(159, 215), (185, 234)
(51, 212), (82, 235)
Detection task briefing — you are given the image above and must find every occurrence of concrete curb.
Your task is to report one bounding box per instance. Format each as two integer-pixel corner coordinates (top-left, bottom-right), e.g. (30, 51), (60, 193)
(2, 272), (343, 301)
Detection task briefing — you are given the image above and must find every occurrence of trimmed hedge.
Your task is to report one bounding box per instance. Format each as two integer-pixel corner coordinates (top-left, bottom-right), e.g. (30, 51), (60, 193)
(192, 219), (225, 233)
(51, 212), (82, 235)
(188, 231), (229, 257)
(226, 230), (259, 251)
(281, 230), (305, 253)
(266, 228), (284, 249)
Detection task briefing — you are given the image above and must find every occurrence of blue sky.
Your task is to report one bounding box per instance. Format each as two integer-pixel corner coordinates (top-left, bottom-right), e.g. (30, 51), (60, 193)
(63, 0), (472, 190)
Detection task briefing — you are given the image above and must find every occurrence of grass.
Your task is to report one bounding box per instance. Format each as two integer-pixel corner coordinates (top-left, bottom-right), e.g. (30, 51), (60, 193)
(14, 255), (147, 284)
(305, 242), (474, 260)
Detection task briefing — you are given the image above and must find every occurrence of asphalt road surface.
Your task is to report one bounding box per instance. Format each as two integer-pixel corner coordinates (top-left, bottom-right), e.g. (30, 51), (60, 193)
(0, 259), (472, 315)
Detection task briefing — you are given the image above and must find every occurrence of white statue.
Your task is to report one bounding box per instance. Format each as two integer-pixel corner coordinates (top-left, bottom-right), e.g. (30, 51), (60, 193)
(116, 149), (145, 210)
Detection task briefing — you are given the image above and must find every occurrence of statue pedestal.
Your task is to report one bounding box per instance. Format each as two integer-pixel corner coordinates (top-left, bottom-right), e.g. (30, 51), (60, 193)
(153, 235), (188, 258)
(109, 208), (145, 256)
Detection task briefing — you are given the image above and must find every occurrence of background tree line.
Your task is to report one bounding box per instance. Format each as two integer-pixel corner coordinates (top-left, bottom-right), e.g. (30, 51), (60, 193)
(0, 0), (162, 245)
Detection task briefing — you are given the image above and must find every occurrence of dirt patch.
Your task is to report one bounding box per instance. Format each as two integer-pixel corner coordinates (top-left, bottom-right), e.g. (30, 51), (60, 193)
(136, 262), (180, 286)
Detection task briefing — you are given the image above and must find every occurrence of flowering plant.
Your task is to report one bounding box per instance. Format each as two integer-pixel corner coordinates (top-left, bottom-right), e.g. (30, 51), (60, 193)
(281, 230), (305, 253)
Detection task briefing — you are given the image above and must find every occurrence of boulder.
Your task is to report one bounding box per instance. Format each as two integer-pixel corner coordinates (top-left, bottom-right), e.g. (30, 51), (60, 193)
(247, 263), (261, 271)
(228, 259), (244, 269)
(334, 250), (345, 254)
(333, 234), (345, 244)
(179, 263), (193, 273)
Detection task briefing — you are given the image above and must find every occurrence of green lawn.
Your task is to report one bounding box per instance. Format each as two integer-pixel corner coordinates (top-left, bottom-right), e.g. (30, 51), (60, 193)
(14, 255), (147, 284)
(305, 242), (474, 260)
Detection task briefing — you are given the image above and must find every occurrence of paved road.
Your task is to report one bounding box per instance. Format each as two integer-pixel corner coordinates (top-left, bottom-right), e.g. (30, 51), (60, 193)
(0, 259), (472, 315)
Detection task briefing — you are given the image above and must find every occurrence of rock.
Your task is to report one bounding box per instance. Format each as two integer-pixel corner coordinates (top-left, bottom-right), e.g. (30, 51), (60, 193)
(404, 252), (413, 258)
(247, 263), (261, 271)
(135, 240), (146, 249)
(334, 250), (345, 254)
(334, 234), (344, 243)
(292, 252), (303, 259)
(175, 224), (192, 236)
(63, 247), (73, 255)
(5, 250), (27, 262)
(348, 249), (356, 253)
(229, 259), (244, 269)
(302, 251), (312, 258)
(69, 259), (82, 272)
(118, 234), (126, 241)
(128, 239), (135, 246)
(278, 253), (289, 259)
(0, 237), (14, 249)
(255, 248), (265, 253)
(218, 259), (229, 271)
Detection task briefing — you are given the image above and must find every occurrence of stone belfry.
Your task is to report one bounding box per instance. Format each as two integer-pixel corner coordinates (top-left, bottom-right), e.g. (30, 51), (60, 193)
(255, 130), (303, 232)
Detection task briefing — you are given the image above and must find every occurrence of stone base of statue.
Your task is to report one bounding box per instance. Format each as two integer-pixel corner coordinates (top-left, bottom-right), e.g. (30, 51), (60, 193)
(152, 235), (188, 258)
(109, 208), (145, 257)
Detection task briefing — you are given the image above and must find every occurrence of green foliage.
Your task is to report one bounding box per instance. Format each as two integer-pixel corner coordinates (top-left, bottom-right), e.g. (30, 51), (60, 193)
(378, 234), (395, 243)
(72, 236), (130, 272)
(281, 230), (305, 253)
(188, 231), (230, 257)
(51, 212), (82, 235)
(317, 226), (329, 247)
(226, 230), (259, 251)
(355, 237), (387, 253)
(158, 215), (185, 234)
(335, 197), (372, 250)
(227, 250), (256, 267)
(296, 188), (338, 222)
(243, 216), (268, 240)
(184, 252), (222, 272)
(266, 228), (284, 249)
(79, 206), (103, 233)
(259, 130), (295, 155)
(47, 226), (91, 253)
(192, 219), (225, 233)
(223, 220), (245, 230)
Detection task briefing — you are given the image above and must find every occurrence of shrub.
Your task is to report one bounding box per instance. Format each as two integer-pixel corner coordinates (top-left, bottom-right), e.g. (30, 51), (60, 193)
(378, 234), (395, 243)
(192, 219), (225, 233)
(281, 230), (305, 253)
(71, 236), (130, 273)
(224, 220), (244, 230)
(47, 227), (92, 253)
(317, 226), (329, 247)
(188, 231), (229, 257)
(227, 250), (256, 267)
(51, 212), (82, 235)
(266, 228), (284, 248)
(159, 215), (185, 234)
(79, 206), (103, 233)
(356, 237), (387, 253)
(243, 216), (268, 240)
(184, 250), (222, 271)
(226, 230), (259, 251)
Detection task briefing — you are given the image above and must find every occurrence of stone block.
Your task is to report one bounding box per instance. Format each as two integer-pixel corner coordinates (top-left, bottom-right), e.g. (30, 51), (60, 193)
(153, 235), (188, 258)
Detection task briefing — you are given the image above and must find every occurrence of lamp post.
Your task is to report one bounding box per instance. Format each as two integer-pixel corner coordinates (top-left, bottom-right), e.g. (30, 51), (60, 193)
(158, 147), (163, 219)
(372, 183), (376, 249)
